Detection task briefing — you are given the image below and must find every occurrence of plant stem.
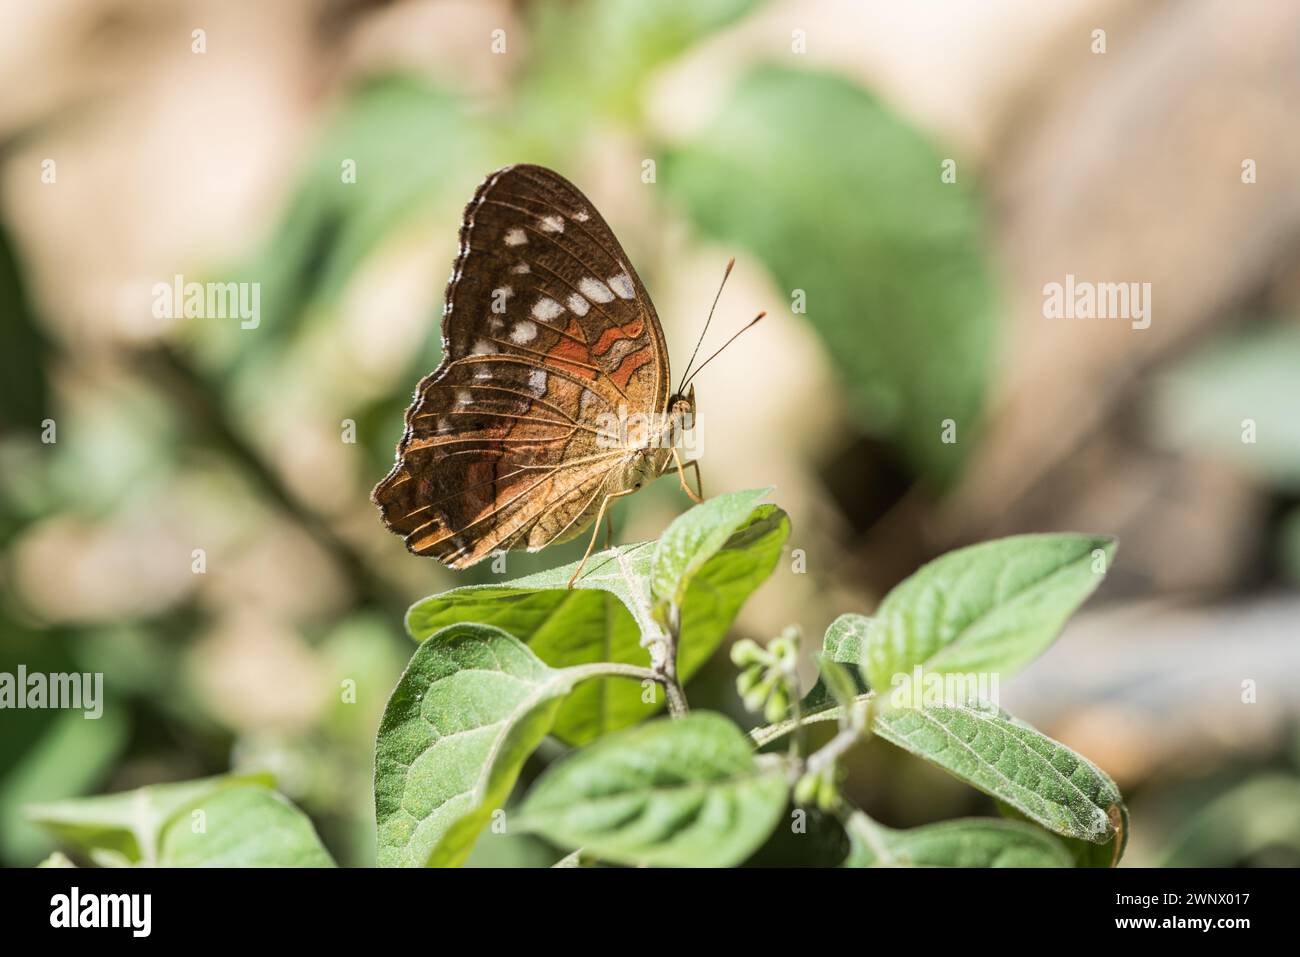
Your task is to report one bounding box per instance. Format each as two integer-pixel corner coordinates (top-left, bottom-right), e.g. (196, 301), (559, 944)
(657, 605), (690, 718)
(660, 666), (689, 718)
(569, 660), (689, 716)
(787, 662), (805, 761)
(806, 725), (862, 775)
(567, 662), (661, 683)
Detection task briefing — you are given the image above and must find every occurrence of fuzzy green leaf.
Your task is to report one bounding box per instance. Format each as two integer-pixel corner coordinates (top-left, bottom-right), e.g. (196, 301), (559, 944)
(516, 712), (788, 867)
(800, 613), (872, 714)
(843, 811), (1073, 867)
(650, 486), (774, 614)
(874, 703), (1125, 844)
(864, 534), (1116, 692)
(26, 772), (274, 865)
(374, 623), (603, 866)
(158, 785), (334, 867)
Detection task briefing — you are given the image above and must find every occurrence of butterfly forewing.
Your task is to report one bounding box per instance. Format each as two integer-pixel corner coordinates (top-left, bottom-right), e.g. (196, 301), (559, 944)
(372, 165), (670, 567)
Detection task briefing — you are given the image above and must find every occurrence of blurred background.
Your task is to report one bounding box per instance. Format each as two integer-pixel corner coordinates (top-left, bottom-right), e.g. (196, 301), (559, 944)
(2, 0), (1299, 867)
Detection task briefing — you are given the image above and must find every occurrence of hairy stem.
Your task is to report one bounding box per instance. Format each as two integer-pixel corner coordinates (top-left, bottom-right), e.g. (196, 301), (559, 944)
(657, 605), (690, 717)
(787, 662), (805, 761)
(566, 662), (662, 683)
(807, 724), (864, 775)
(567, 661), (686, 719)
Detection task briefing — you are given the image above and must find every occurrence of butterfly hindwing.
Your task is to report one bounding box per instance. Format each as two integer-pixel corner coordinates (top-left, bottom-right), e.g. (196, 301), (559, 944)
(373, 165), (670, 567)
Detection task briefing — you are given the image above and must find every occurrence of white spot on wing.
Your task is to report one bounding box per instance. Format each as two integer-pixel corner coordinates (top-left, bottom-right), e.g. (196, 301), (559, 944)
(456, 389), (473, 406)
(608, 272), (635, 300)
(511, 320), (538, 344)
(528, 369), (547, 396)
(504, 228), (527, 246)
(579, 277), (614, 304)
(573, 210), (590, 222)
(539, 214), (564, 233)
(566, 293), (591, 316)
(532, 297), (565, 321)
(472, 339), (496, 354)
(511, 262), (530, 274)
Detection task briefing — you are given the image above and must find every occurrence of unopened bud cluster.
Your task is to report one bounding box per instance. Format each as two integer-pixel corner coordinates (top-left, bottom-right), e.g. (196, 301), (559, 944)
(731, 626), (800, 725)
(794, 766), (840, 811)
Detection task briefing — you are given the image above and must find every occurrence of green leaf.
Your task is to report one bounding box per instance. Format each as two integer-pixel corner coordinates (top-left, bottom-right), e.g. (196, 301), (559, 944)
(874, 703), (1125, 844)
(799, 613), (872, 715)
(651, 486), (774, 614)
(157, 785), (334, 867)
(864, 534), (1115, 692)
(37, 851), (76, 868)
(375, 623), (627, 867)
(516, 712), (789, 867)
(996, 801), (1123, 867)
(843, 811), (1073, 867)
(663, 66), (998, 479)
(823, 612), (870, 666)
(26, 772), (274, 866)
(405, 497), (788, 744)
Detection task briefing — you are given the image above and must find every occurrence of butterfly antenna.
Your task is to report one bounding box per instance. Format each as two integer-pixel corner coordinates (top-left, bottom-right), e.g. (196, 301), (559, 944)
(677, 257), (735, 391)
(680, 311), (766, 392)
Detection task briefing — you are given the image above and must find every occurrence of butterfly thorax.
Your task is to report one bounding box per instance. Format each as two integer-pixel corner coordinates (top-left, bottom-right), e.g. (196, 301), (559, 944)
(613, 400), (695, 490)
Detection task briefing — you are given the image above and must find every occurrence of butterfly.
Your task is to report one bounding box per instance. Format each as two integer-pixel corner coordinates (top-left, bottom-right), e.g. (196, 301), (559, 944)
(372, 164), (759, 586)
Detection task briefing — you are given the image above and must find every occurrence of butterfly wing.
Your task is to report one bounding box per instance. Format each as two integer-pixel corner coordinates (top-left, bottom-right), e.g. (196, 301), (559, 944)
(373, 164), (670, 567)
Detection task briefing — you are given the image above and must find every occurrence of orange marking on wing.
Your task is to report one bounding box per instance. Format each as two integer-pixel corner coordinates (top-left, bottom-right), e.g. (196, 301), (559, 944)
(610, 346), (653, 390)
(546, 318), (597, 379)
(592, 319), (645, 357)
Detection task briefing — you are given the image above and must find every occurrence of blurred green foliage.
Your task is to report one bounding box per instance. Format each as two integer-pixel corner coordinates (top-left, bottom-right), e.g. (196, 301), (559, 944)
(0, 221), (49, 437)
(3, 0), (1292, 869)
(663, 66), (998, 479)
(1154, 324), (1300, 489)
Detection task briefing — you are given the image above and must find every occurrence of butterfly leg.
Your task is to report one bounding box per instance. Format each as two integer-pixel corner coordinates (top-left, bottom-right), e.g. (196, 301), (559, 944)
(568, 488), (637, 589)
(671, 447), (705, 504)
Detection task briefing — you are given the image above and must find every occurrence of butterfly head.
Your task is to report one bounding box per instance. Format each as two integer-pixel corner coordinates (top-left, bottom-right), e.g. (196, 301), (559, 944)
(667, 385), (698, 437)
(667, 385), (696, 420)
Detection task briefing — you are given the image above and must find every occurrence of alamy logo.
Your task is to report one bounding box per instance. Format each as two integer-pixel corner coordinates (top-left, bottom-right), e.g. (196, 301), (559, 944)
(1042, 274), (1151, 330)
(152, 274), (261, 329)
(0, 667), (103, 719)
(50, 887), (151, 937)
(889, 665), (1001, 712)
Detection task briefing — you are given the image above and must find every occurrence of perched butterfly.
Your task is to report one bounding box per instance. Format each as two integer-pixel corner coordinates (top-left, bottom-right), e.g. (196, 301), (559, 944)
(372, 164), (759, 585)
